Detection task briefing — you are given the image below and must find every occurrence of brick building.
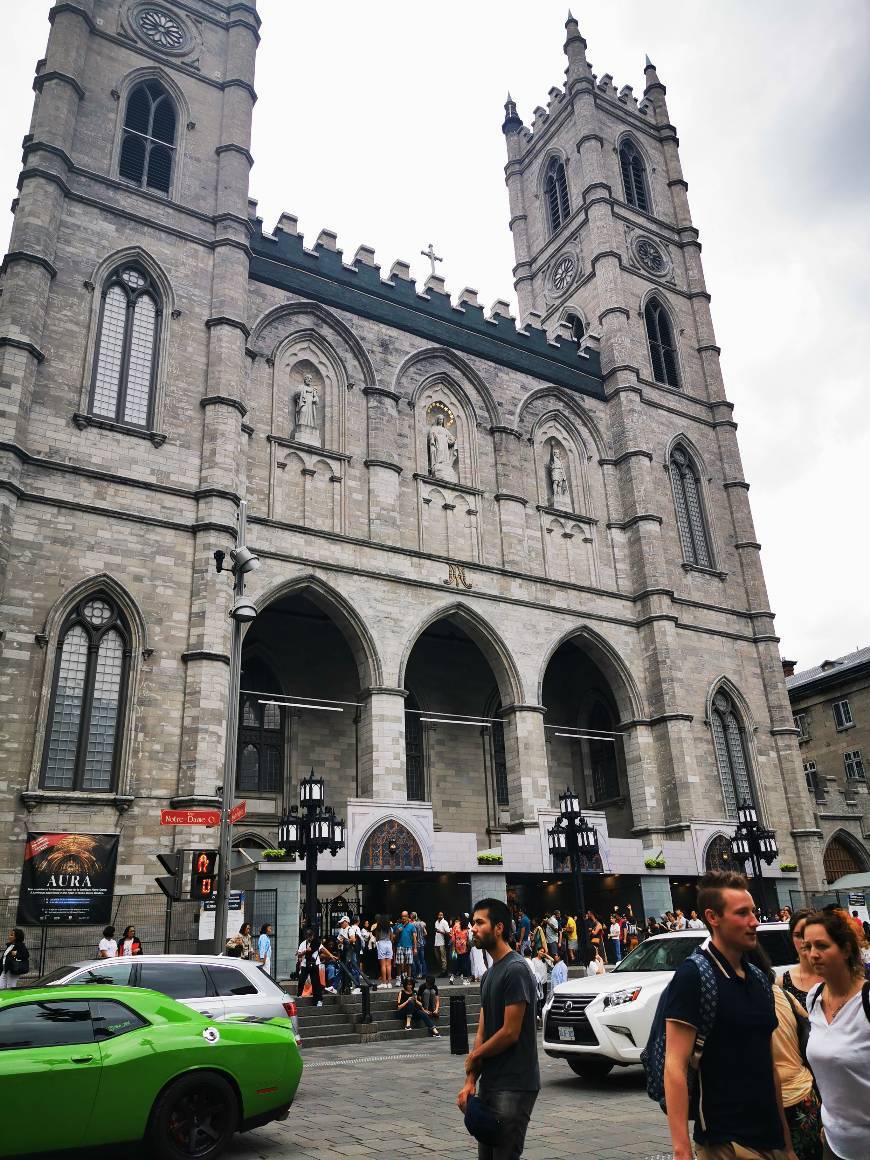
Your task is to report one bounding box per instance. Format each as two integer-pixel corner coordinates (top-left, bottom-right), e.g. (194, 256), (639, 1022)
(0, 2), (825, 960)
(785, 649), (870, 882)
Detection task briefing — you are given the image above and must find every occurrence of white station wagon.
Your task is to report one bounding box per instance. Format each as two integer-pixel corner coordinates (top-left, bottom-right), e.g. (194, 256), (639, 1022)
(542, 925), (795, 1079)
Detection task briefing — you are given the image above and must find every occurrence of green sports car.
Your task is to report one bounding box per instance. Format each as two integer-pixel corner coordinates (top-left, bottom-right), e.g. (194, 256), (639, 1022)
(0, 984), (303, 1159)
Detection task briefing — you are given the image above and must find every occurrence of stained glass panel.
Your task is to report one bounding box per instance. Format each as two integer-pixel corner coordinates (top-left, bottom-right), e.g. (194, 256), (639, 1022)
(43, 626), (89, 789)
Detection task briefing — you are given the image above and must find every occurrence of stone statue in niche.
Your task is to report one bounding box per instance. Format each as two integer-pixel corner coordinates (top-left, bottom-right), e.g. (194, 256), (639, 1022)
(293, 372), (321, 446)
(549, 445), (571, 509)
(428, 413), (458, 482)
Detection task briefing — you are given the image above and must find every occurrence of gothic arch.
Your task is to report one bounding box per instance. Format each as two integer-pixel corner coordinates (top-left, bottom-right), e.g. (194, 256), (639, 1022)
(111, 67), (190, 198)
(249, 302), (376, 387)
(396, 347), (499, 427)
(706, 677), (762, 820)
(641, 289), (683, 388)
(398, 602), (523, 708)
(536, 624), (644, 722)
(823, 830), (870, 882)
(514, 387), (608, 458)
(530, 407), (596, 516)
(29, 574), (149, 795)
(79, 247), (176, 428)
(665, 433), (718, 570)
(704, 832), (736, 873)
(255, 574), (383, 689)
(356, 816), (428, 871)
(615, 132), (654, 214)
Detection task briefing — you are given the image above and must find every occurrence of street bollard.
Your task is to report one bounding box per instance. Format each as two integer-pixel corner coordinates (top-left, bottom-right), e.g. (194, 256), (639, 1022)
(449, 993), (469, 1054)
(360, 983), (372, 1024)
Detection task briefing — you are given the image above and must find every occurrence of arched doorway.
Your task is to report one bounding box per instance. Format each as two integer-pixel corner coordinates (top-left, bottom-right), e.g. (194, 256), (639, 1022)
(239, 586), (370, 814)
(823, 832), (869, 883)
(402, 609), (518, 841)
(540, 635), (633, 837)
(705, 834), (736, 873)
(360, 819), (424, 871)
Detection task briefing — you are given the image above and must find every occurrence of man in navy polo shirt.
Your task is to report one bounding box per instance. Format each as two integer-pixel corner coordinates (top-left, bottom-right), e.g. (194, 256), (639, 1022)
(664, 870), (797, 1160)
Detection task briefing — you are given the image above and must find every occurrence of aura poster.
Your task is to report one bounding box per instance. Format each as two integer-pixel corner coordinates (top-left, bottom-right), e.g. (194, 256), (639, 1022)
(17, 832), (119, 925)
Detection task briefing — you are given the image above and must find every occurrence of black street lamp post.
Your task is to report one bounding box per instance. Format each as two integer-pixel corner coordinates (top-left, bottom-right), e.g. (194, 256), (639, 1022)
(278, 770), (346, 933)
(729, 799), (778, 914)
(547, 787), (599, 959)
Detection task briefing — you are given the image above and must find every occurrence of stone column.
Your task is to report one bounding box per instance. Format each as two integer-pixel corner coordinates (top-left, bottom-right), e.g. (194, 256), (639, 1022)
(640, 875), (673, 922)
(357, 687), (408, 801)
(500, 705), (550, 825)
(491, 426), (530, 570)
(364, 386), (403, 545)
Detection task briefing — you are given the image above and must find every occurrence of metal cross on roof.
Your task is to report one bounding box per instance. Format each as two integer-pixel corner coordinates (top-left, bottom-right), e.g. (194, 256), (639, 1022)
(421, 243), (443, 278)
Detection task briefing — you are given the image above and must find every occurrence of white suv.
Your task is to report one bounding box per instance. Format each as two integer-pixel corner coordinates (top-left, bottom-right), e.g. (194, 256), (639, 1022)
(542, 925), (795, 1079)
(34, 954), (300, 1038)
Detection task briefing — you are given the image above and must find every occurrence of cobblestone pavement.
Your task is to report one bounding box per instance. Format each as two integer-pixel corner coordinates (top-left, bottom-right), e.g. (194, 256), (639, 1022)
(224, 1038), (675, 1160)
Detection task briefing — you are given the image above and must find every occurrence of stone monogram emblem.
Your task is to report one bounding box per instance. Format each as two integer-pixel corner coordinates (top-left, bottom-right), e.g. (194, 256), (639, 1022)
(444, 564), (472, 590)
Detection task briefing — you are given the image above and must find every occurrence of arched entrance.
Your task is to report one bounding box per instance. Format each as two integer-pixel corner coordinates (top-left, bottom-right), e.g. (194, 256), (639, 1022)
(360, 819), (424, 871)
(705, 833), (736, 873)
(402, 608), (518, 841)
(823, 832), (870, 883)
(238, 585), (371, 815)
(540, 634), (634, 837)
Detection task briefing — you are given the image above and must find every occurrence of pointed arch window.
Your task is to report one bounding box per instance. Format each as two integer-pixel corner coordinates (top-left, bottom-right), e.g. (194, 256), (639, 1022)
(645, 297), (680, 387)
(588, 700), (620, 802)
(90, 265), (161, 428)
(669, 445), (712, 568)
(544, 157), (570, 235)
(619, 138), (650, 212)
(710, 691), (754, 819)
(237, 659), (284, 795)
(41, 596), (131, 792)
(565, 312), (585, 346)
(405, 693), (426, 802)
(119, 79), (176, 194)
(360, 819), (424, 871)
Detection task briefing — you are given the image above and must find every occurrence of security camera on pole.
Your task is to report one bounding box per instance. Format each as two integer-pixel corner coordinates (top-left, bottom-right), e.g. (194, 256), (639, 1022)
(212, 500), (259, 954)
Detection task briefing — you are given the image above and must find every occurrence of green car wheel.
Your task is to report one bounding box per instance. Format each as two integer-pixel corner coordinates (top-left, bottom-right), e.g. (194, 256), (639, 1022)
(147, 1071), (238, 1160)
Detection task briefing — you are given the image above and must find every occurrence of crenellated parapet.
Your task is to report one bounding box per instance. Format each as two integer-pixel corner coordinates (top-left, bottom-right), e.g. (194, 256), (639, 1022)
(247, 214), (604, 401)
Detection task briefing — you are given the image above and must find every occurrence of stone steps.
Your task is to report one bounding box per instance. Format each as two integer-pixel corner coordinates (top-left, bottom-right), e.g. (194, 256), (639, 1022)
(295, 990), (480, 1049)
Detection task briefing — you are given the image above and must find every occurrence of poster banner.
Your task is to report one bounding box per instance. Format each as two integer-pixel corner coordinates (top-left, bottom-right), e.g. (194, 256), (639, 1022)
(17, 832), (120, 926)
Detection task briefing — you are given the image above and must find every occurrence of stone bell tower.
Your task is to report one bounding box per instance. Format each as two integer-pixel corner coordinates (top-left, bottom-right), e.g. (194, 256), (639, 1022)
(0, 0), (261, 839)
(500, 14), (827, 894)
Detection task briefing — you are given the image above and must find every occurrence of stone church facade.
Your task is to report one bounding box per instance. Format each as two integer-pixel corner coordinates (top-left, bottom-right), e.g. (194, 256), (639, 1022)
(0, 1), (827, 932)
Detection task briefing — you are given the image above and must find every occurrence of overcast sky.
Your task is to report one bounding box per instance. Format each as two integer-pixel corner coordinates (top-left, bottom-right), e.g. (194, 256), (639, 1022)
(3, 1), (868, 670)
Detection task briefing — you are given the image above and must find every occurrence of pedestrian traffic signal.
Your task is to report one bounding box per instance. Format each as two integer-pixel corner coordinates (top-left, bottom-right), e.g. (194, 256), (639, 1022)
(190, 849), (218, 900)
(155, 851), (184, 901)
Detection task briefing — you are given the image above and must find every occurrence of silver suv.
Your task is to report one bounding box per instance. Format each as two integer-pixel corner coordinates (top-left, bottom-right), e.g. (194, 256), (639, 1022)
(34, 954), (300, 1038)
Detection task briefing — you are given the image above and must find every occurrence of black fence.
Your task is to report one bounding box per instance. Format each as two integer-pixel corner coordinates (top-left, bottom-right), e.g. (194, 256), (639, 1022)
(1, 888), (277, 978)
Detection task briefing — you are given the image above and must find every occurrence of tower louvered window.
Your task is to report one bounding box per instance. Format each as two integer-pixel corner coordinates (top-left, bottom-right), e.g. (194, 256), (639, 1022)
(565, 312), (585, 345)
(41, 596), (130, 792)
(710, 691), (753, 819)
(119, 80), (176, 194)
(90, 266), (161, 427)
(544, 157), (570, 235)
(669, 446), (712, 568)
(619, 138), (650, 212)
(645, 297), (680, 387)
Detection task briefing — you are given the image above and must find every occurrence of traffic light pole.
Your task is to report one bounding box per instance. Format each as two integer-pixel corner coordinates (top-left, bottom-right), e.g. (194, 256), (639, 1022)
(213, 502), (248, 955)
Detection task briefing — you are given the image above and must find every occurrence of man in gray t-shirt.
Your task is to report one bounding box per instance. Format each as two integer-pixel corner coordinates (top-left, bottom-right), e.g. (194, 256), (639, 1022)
(458, 898), (540, 1158)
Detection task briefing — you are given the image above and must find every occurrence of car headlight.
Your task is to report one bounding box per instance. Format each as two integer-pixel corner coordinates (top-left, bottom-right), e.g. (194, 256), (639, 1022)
(603, 986), (642, 1008)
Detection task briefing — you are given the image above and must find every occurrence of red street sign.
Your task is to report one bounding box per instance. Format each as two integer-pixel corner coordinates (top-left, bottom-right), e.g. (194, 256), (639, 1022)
(160, 809), (220, 827)
(230, 801), (247, 824)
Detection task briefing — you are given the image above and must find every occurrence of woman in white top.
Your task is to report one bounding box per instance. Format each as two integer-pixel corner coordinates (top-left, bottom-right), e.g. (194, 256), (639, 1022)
(804, 910), (870, 1160)
(98, 925), (117, 959)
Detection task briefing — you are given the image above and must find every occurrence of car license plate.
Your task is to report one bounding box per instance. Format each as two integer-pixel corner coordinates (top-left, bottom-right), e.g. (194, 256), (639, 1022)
(558, 1025), (575, 1042)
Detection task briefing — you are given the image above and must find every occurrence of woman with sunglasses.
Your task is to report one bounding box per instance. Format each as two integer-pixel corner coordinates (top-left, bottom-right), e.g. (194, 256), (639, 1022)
(779, 909), (823, 1007)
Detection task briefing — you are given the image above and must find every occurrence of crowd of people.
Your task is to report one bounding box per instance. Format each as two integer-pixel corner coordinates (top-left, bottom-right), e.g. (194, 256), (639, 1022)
(659, 877), (870, 1160)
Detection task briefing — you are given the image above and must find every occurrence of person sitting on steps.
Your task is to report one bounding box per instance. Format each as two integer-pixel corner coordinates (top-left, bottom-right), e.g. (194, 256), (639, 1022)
(395, 974), (440, 1036)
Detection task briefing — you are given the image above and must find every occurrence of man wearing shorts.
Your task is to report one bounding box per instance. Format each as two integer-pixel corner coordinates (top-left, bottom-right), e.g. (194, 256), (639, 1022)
(393, 910), (417, 985)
